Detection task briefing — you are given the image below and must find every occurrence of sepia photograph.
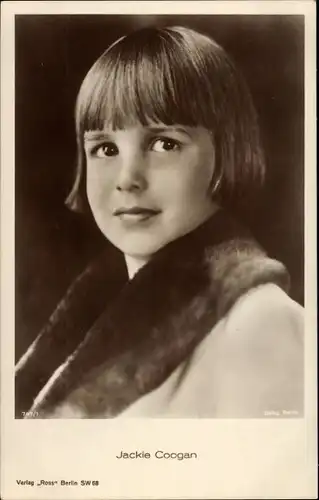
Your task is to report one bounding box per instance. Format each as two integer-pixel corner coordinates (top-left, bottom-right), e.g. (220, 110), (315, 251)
(1, 1), (317, 499)
(15, 13), (305, 419)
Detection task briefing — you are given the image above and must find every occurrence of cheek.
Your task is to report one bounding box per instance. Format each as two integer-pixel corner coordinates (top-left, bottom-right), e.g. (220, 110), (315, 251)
(191, 147), (215, 191)
(165, 152), (214, 207)
(86, 166), (113, 213)
(189, 163), (214, 196)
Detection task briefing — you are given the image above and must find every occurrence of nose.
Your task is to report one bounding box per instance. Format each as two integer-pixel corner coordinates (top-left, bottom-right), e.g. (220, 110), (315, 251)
(116, 152), (148, 193)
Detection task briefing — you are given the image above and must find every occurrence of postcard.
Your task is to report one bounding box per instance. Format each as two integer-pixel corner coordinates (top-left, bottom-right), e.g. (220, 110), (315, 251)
(1, 1), (317, 499)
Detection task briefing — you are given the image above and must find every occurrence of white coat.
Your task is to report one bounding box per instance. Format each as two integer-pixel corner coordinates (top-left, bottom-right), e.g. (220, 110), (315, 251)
(119, 284), (303, 418)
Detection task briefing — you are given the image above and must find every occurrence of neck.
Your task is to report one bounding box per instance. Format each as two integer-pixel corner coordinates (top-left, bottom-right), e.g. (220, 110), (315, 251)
(124, 254), (150, 279)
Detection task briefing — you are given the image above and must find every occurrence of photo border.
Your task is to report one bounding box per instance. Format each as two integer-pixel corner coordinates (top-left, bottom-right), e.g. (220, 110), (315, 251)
(1, 2), (317, 499)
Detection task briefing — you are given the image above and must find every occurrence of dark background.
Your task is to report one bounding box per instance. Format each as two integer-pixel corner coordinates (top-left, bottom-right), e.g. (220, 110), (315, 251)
(15, 15), (304, 360)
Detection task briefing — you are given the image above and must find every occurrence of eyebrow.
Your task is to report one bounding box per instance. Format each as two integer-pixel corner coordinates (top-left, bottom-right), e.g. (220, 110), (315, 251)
(84, 132), (112, 142)
(83, 126), (192, 142)
(146, 126), (192, 138)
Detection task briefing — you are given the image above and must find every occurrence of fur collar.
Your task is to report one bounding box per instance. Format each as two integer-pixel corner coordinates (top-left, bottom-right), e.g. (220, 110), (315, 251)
(15, 210), (289, 418)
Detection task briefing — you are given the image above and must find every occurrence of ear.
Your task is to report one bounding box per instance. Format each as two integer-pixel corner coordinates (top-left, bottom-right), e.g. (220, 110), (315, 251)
(206, 134), (222, 199)
(65, 146), (88, 213)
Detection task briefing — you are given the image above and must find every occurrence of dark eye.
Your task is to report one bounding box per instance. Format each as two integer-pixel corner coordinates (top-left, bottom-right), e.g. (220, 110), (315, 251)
(93, 142), (119, 158)
(151, 138), (180, 153)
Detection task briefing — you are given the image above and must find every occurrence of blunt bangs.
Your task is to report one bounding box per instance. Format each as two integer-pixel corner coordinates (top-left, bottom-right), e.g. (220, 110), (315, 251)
(67, 26), (265, 213)
(76, 27), (225, 134)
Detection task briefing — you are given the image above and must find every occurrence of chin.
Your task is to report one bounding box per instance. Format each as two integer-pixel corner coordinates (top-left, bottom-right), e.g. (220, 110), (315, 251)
(118, 241), (165, 259)
(108, 234), (168, 259)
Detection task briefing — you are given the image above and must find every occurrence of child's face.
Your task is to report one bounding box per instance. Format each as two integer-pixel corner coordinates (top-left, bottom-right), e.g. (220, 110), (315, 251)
(84, 123), (216, 259)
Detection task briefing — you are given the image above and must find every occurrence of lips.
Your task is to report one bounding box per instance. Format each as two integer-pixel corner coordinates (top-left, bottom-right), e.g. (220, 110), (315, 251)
(113, 206), (161, 224)
(113, 207), (160, 217)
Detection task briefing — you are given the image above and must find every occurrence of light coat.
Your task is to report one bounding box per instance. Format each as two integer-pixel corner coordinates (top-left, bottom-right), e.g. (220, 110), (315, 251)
(118, 284), (303, 418)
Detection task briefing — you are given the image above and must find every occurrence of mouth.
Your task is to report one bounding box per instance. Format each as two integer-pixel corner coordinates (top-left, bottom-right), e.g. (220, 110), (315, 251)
(113, 206), (161, 222)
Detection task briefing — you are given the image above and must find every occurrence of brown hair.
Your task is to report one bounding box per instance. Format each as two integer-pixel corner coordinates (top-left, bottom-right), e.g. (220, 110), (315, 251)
(66, 25), (265, 212)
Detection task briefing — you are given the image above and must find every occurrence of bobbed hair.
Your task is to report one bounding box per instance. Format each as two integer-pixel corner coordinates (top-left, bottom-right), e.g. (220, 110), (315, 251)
(66, 25), (265, 213)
